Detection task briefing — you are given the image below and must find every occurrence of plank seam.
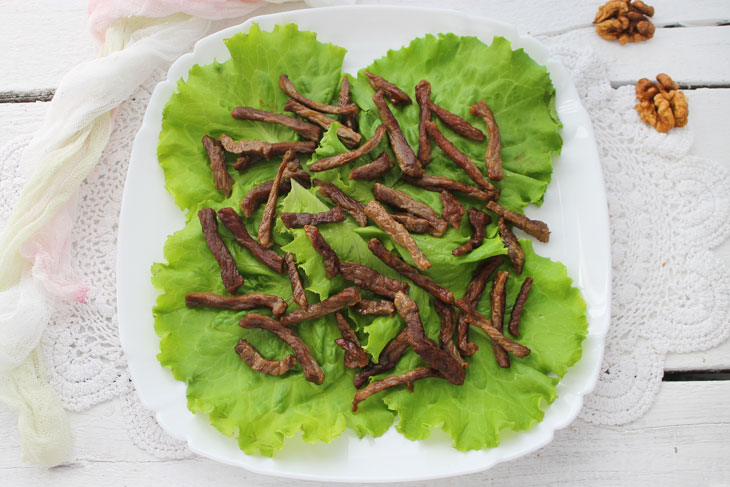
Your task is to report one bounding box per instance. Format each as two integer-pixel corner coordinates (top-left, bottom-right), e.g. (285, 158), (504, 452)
(0, 89), (55, 103)
(663, 370), (730, 381)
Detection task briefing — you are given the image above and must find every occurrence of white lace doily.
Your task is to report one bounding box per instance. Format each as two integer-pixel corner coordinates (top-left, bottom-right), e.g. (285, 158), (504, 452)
(0, 41), (728, 458)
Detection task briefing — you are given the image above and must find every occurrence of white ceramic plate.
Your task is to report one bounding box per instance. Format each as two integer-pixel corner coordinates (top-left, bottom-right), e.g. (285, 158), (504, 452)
(118, 6), (611, 483)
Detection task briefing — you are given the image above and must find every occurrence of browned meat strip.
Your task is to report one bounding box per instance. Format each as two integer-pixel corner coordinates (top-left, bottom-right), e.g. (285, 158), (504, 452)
(258, 153), (291, 248)
(353, 328), (410, 389)
(490, 270), (511, 368)
(394, 291), (465, 385)
(217, 207), (285, 274)
(352, 367), (441, 411)
(364, 71), (412, 105)
(454, 300), (531, 358)
(240, 162), (311, 218)
(284, 99), (362, 149)
(457, 256), (504, 357)
(487, 201), (550, 243)
(240, 313), (324, 384)
(220, 134), (317, 159)
(279, 74), (358, 116)
(453, 208), (491, 257)
(338, 76), (358, 131)
(498, 217), (525, 274)
(233, 154), (262, 171)
(340, 262), (409, 300)
(284, 252), (308, 310)
(202, 136), (233, 198)
(231, 106), (321, 142)
(280, 287), (362, 326)
(198, 208), (243, 294)
(364, 201), (431, 270)
(415, 80), (432, 166)
(235, 339), (296, 376)
(440, 190), (465, 229)
(391, 213), (431, 234)
(280, 206), (346, 229)
(429, 101), (486, 141)
(304, 225), (340, 279)
(470, 100), (503, 181)
(434, 299), (467, 369)
(403, 173), (498, 201)
(309, 125), (386, 172)
(351, 299), (396, 317)
(349, 152), (395, 180)
(186, 292), (287, 317)
(334, 312), (369, 369)
(509, 277), (533, 338)
(368, 238), (453, 304)
(425, 121), (496, 191)
(372, 183), (448, 237)
(314, 179), (368, 227)
(372, 90), (423, 178)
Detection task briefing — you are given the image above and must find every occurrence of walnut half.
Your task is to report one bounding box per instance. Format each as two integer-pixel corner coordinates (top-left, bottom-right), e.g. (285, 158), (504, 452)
(594, 0), (655, 45)
(634, 74), (689, 133)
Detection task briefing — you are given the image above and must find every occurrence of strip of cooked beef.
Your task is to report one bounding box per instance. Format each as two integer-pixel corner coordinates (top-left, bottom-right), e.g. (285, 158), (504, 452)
(239, 313), (324, 384)
(372, 183), (448, 237)
(349, 152), (395, 180)
(353, 328), (410, 388)
(402, 173), (498, 201)
(425, 121), (496, 191)
(186, 292), (287, 317)
(231, 106), (321, 141)
(351, 299), (396, 317)
(394, 291), (465, 385)
(280, 287), (362, 326)
(217, 207), (285, 274)
(257, 153), (291, 248)
(309, 125), (386, 172)
(338, 76), (358, 131)
(279, 74), (359, 116)
(284, 99), (362, 149)
(452, 208), (491, 257)
(304, 225), (340, 279)
(231, 140), (316, 170)
(334, 312), (369, 369)
(428, 101), (486, 141)
(352, 367), (441, 412)
(372, 90), (423, 178)
(202, 136), (233, 197)
(240, 163), (310, 218)
(434, 298), (467, 368)
(470, 100), (503, 181)
(220, 134), (317, 159)
(415, 80), (432, 165)
(314, 179), (368, 227)
(440, 190), (465, 229)
(368, 238), (453, 304)
(391, 213), (431, 234)
(454, 300), (531, 357)
(340, 262), (409, 300)
(284, 252), (308, 310)
(198, 208), (243, 294)
(486, 201), (550, 243)
(233, 154), (262, 171)
(364, 201), (431, 270)
(280, 206), (346, 229)
(235, 339), (297, 376)
(490, 270), (511, 368)
(457, 255), (504, 357)
(498, 217), (525, 274)
(508, 277), (533, 338)
(364, 71), (412, 105)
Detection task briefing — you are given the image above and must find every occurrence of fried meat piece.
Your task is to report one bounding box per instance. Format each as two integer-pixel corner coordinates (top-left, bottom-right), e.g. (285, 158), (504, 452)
(490, 270), (511, 368)
(508, 277), (533, 338)
(257, 153), (291, 248)
(240, 313), (324, 384)
(284, 99), (362, 149)
(368, 238), (453, 304)
(498, 217), (525, 274)
(338, 76), (359, 131)
(198, 208), (243, 294)
(202, 136), (233, 198)
(373, 183), (448, 237)
(470, 100), (503, 181)
(440, 190), (465, 229)
(486, 201), (550, 243)
(415, 80), (432, 165)
(240, 163), (310, 218)
(425, 121), (495, 191)
(352, 367), (441, 411)
(364, 71), (412, 105)
(403, 173), (498, 201)
(231, 106), (321, 141)
(340, 262), (409, 300)
(372, 90), (423, 177)
(279, 74), (359, 115)
(428, 101), (485, 141)
(349, 152), (395, 180)
(353, 328), (409, 389)
(391, 213), (431, 234)
(364, 201), (431, 270)
(351, 299), (396, 317)
(434, 298), (467, 368)
(284, 252), (308, 311)
(233, 154), (262, 171)
(235, 339), (296, 376)
(280, 287), (362, 326)
(314, 179), (368, 227)
(309, 125), (386, 172)
(455, 300), (531, 358)
(280, 206), (346, 229)
(334, 312), (369, 369)
(186, 292), (287, 317)
(452, 208), (491, 257)
(304, 225), (340, 279)
(220, 134), (316, 159)
(457, 255), (504, 357)
(217, 207), (285, 274)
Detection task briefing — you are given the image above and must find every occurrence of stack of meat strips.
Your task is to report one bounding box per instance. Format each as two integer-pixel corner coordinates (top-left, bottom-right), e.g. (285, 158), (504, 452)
(189, 72), (549, 410)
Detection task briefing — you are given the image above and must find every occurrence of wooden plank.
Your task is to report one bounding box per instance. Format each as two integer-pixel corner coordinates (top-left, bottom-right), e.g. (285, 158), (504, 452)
(666, 340), (730, 371)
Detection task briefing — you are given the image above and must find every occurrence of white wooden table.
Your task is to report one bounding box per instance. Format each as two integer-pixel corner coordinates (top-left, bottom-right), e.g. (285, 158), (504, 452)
(1, 1), (729, 485)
